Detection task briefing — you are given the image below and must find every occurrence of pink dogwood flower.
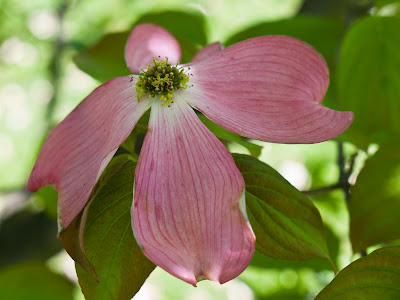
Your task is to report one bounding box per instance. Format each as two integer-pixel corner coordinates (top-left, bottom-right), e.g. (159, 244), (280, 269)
(27, 24), (353, 285)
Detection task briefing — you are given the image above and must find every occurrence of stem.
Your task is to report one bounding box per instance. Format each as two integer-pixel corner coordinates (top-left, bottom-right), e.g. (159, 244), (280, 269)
(45, 4), (68, 121)
(338, 142), (351, 203)
(302, 142), (358, 198)
(302, 183), (341, 196)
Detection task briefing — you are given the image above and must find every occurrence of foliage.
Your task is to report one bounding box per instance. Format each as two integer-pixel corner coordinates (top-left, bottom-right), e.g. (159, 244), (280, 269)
(0, 262), (74, 300)
(233, 154), (332, 264)
(316, 246), (400, 299)
(1, 0), (400, 299)
(337, 16), (400, 147)
(349, 140), (400, 252)
(75, 155), (155, 300)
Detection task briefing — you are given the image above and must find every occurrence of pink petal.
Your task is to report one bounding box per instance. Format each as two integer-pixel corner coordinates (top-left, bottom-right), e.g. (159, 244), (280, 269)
(192, 42), (224, 63)
(27, 76), (151, 228)
(186, 36), (354, 144)
(125, 24), (181, 73)
(132, 94), (255, 285)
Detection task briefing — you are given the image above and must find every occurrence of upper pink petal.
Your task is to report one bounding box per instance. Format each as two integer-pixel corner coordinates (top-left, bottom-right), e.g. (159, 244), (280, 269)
(192, 42), (224, 63)
(27, 76), (151, 228)
(185, 35), (354, 144)
(125, 24), (181, 73)
(132, 94), (255, 285)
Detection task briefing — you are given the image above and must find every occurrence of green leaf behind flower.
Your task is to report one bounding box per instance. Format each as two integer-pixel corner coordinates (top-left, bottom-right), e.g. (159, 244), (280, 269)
(74, 11), (207, 83)
(233, 154), (332, 266)
(75, 155), (155, 300)
(316, 246), (400, 299)
(74, 32), (132, 83)
(120, 110), (150, 157)
(199, 114), (262, 157)
(250, 222), (340, 271)
(337, 16), (400, 147)
(349, 140), (400, 253)
(0, 262), (74, 300)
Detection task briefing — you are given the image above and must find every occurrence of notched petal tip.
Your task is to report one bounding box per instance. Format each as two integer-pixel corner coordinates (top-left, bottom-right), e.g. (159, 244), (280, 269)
(27, 76), (151, 228)
(192, 42), (224, 63)
(132, 97), (255, 286)
(186, 35), (353, 144)
(125, 23), (181, 73)
(347, 111), (355, 122)
(26, 168), (51, 193)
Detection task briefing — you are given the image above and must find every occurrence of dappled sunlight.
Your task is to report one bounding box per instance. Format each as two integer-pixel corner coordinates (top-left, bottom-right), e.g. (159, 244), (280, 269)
(28, 10), (60, 40)
(1, 0), (399, 299)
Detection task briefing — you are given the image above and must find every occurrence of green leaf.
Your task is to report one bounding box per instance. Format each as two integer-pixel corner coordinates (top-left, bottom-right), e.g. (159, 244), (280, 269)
(349, 140), (400, 253)
(225, 16), (345, 69)
(337, 16), (400, 146)
(35, 186), (58, 220)
(120, 110), (150, 156)
(59, 208), (97, 280)
(250, 224), (340, 271)
(0, 210), (61, 266)
(74, 11), (207, 82)
(0, 262), (74, 300)
(251, 251), (333, 272)
(198, 114), (262, 157)
(74, 32), (132, 83)
(76, 155), (155, 300)
(232, 154), (332, 265)
(299, 0), (347, 17)
(316, 246), (400, 299)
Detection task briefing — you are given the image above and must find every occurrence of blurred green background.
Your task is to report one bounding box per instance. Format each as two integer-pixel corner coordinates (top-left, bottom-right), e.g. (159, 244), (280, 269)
(1, 0), (400, 299)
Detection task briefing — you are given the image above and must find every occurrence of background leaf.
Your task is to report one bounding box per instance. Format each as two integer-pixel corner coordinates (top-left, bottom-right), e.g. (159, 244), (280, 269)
(299, 0), (347, 17)
(249, 222), (340, 272)
(198, 114), (262, 157)
(316, 246), (400, 299)
(74, 32), (132, 83)
(0, 210), (61, 267)
(76, 155), (155, 300)
(120, 110), (150, 157)
(337, 16), (400, 146)
(233, 154), (332, 264)
(349, 140), (400, 253)
(0, 262), (74, 300)
(74, 11), (207, 82)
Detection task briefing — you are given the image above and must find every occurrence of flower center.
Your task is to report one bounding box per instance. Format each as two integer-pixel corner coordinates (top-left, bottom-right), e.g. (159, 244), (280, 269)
(135, 57), (190, 106)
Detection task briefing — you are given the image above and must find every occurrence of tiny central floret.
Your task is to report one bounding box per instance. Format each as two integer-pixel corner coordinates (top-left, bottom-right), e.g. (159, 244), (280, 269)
(135, 57), (190, 106)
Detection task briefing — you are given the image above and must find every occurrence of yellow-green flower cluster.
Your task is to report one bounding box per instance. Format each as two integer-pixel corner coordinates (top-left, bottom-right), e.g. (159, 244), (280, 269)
(135, 57), (189, 106)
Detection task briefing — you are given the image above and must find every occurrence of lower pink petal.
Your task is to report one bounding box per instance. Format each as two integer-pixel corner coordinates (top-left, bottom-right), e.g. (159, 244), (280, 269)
(132, 94), (255, 285)
(186, 35), (353, 144)
(27, 76), (151, 228)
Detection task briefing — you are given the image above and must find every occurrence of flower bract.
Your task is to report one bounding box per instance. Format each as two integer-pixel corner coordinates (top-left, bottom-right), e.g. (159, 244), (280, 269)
(27, 23), (353, 286)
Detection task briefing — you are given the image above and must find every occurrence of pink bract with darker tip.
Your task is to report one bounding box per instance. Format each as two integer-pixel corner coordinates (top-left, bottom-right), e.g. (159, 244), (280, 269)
(27, 23), (353, 286)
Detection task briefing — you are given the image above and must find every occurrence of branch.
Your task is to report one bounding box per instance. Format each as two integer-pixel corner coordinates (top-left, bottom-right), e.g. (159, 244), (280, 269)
(302, 183), (341, 196)
(302, 142), (358, 198)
